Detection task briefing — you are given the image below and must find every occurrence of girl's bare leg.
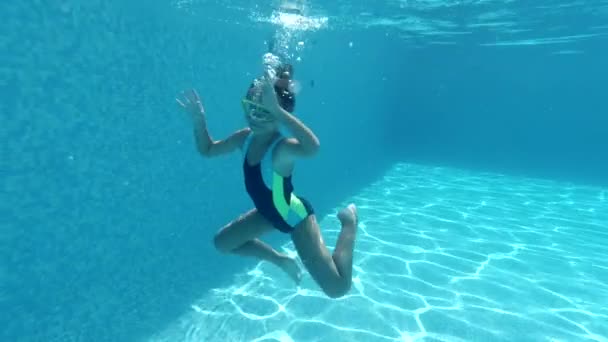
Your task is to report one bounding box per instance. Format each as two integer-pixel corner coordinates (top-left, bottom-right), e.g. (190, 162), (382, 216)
(290, 204), (358, 298)
(214, 208), (302, 283)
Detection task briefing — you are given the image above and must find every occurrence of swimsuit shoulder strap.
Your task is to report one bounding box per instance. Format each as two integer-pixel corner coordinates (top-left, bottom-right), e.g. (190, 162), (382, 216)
(263, 134), (284, 166)
(242, 130), (254, 158)
(260, 134), (285, 186)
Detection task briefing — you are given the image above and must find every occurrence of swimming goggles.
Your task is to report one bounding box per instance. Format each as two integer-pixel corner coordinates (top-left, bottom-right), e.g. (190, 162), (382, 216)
(241, 99), (274, 122)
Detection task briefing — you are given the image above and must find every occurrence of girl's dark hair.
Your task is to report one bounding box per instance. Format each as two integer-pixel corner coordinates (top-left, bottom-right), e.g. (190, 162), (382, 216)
(275, 63), (295, 112)
(276, 63), (293, 78)
(274, 83), (295, 112)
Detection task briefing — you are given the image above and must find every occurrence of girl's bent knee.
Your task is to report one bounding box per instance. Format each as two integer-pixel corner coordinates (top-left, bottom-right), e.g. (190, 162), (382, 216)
(323, 280), (352, 299)
(213, 233), (232, 253)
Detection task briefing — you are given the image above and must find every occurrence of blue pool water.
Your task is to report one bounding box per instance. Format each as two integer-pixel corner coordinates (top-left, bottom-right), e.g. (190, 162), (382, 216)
(2, 1), (607, 341)
(150, 163), (608, 342)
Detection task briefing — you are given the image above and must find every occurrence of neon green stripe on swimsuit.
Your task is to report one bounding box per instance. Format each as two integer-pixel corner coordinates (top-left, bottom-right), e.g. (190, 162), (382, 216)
(272, 172), (308, 222)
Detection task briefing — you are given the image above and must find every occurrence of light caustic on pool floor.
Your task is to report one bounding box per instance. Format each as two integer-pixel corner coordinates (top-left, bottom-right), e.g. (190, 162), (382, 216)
(149, 163), (608, 342)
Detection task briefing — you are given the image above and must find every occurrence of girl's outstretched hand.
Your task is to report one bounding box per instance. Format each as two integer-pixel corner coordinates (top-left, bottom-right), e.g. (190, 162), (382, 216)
(176, 89), (207, 126)
(260, 69), (281, 117)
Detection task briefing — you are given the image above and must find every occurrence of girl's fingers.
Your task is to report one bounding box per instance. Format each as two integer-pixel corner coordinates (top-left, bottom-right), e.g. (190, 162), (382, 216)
(180, 91), (191, 104)
(191, 89), (201, 102)
(177, 89), (202, 109)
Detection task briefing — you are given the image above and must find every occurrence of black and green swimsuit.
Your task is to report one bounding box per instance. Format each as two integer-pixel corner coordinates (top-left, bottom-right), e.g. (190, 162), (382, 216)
(242, 132), (314, 233)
